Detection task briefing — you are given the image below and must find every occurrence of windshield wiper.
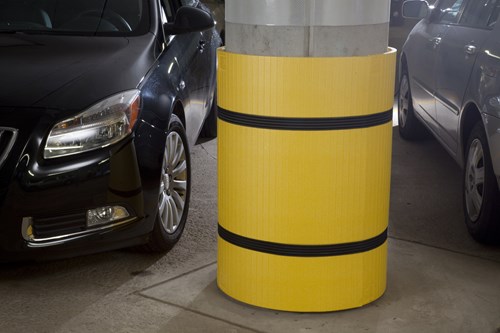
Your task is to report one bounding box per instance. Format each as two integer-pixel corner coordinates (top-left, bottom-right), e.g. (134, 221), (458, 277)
(22, 30), (94, 36)
(0, 29), (48, 34)
(0, 29), (94, 36)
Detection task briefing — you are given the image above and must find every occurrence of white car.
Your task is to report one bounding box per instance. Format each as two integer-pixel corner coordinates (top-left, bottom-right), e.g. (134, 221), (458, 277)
(399, 0), (500, 243)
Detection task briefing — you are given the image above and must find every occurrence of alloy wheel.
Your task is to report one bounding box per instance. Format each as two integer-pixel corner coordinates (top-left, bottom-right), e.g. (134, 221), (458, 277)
(158, 131), (188, 234)
(465, 138), (485, 222)
(399, 75), (410, 128)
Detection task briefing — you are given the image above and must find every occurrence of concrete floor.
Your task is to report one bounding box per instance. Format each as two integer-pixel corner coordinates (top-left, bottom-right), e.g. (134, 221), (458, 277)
(1, 123), (500, 333)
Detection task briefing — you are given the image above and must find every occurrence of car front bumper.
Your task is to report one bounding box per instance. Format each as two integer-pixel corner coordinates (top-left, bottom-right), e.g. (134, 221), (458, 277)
(0, 112), (165, 261)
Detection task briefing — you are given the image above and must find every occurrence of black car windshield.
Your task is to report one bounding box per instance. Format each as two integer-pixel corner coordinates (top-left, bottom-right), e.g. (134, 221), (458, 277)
(0, 0), (149, 35)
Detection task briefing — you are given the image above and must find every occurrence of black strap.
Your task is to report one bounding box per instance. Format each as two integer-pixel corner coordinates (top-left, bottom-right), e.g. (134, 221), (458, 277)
(218, 224), (387, 257)
(218, 107), (392, 131)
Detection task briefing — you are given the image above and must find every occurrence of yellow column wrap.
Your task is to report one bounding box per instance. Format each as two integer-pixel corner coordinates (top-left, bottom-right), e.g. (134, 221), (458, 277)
(217, 48), (396, 312)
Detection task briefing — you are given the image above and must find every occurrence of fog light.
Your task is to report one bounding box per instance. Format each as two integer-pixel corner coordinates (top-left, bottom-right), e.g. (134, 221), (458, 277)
(87, 206), (130, 227)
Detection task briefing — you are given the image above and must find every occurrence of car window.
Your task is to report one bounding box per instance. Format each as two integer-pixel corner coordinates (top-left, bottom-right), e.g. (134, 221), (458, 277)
(0, 0), (149, 35)
(436, 0), (466, 24)
(180, 0), (198, 6)
(488, 0), (500, 26)
(460, 0), (498, 28)
(160, 0), (175, 22)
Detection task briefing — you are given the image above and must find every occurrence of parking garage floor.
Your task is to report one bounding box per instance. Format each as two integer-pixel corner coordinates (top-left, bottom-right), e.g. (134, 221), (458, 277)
(1, 120), (500, 333)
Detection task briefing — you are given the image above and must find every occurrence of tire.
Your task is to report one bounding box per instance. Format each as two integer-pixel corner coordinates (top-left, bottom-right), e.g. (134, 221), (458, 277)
(200, 88), (218, 139)
(145, 114), (191, 252)
(463, 122), (500, 243)
(398, 70), (426, 140)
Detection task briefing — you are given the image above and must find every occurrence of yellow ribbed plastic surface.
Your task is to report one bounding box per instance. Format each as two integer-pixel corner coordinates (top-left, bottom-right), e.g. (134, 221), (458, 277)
(217, 48), (396, 312)
(218, 49), (396, 118)
(218, 239), (388, 312)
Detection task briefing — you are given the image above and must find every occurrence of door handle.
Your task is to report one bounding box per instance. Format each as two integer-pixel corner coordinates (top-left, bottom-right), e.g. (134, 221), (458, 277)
(431, 37), (442, 48)
(465, 44), (477, 55)
(178, 80), (185, 91)
(198, 40), (206, 53)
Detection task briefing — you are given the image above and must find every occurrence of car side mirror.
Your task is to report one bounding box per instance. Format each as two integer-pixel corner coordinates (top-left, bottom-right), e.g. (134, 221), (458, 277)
(402, 0), (430, 19)
(164, 7), (215, 35)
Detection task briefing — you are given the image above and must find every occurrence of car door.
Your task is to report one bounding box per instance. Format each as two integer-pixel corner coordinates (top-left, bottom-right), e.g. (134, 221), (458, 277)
(435, 0), (498, 155)
(407, 0), (465, 132)
(178, 0), (214, 142)
(159, 0), (208, 145)
(184, 0), (217, 109)
(476, 11), (500, 175)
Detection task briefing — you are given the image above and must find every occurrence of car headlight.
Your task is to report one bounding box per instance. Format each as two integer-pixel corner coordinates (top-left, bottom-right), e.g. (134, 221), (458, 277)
(44, 90), (140, 159)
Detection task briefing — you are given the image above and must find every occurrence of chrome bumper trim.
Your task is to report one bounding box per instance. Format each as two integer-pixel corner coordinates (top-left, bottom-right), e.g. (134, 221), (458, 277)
(21, 216), (137, 248)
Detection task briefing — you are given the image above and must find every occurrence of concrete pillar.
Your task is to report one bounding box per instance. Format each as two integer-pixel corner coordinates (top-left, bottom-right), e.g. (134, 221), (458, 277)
(225, 0), (390, 57)
(217, 0), (396, 312)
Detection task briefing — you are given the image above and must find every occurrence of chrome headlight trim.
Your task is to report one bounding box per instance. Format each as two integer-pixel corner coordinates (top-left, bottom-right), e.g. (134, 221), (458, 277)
(44, 90), (141, 159)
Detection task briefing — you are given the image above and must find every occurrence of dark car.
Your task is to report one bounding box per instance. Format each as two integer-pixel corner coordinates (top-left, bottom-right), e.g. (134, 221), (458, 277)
(391, 0), (405, 26)
(399, 0), (500, 243)
(0, 0), (220, 261)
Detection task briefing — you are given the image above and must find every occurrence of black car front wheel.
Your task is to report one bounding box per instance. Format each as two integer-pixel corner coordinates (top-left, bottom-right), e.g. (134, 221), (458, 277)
(463, 122), (500, 243)
(146, 114), (191, 252)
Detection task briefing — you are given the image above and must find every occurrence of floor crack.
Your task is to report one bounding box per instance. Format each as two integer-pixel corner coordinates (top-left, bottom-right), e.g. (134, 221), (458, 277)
(200, 142), (217, 160)
(388, 236), (500, 264)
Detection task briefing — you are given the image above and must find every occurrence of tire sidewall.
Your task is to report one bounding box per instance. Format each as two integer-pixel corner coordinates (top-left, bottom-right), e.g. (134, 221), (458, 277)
(398, 72), (415, 137)
(398, 73), (410, 130)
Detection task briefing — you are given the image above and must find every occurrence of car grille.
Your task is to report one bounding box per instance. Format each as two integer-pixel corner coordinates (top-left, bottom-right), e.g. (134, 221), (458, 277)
(0, 127), (18, 170)
(31, 212), (87, 239)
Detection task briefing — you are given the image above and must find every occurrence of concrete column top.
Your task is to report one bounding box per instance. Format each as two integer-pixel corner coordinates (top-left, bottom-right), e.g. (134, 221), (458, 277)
(226, 0), (391, 27)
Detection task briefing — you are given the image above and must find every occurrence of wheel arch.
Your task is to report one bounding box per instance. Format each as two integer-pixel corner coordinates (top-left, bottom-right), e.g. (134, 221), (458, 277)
(400, 53), (408, 72)
(171, 100), (186, 129)
(460, 102), (483, 166)
(399, 52), (408, 82)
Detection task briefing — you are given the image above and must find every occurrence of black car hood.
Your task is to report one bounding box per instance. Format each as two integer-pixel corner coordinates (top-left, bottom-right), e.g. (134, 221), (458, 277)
(0, 33), (156, 112)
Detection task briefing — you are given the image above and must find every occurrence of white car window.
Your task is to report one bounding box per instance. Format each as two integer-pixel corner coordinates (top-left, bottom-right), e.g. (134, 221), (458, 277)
(180, 0), (198, 6)
(460, 0), (498, 28)
(488, 0), (500, 26)
(437, 0), (465, 24)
